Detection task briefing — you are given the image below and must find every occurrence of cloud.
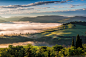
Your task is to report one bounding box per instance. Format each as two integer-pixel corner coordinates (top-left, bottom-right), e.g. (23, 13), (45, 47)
(69, 3), (86, 8)
(35, 8), (86, 13)
(0, 0), (71, 9)
(54, 3), (86, 8)
(66, 0), (72, 1)
(35, 7), (50, 9)
(81, 0), (84, 1)
(0, 7), (86, 15)
(17, 8), (34, 10)
(0, 6), (50, 14)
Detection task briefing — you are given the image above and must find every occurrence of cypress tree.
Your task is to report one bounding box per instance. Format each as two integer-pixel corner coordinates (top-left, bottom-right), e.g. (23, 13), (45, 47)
(76, 34), (80, 48)
(76, 34), (82, 48)
(72, 38), (74, 46)
(80, 39), (82, 48)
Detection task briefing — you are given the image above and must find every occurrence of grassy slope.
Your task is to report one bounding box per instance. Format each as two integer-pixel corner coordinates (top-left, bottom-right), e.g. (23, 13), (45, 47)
(28, 22), (86, 45)
(45, 25), (86, 37)
(29, 22), (86, 37)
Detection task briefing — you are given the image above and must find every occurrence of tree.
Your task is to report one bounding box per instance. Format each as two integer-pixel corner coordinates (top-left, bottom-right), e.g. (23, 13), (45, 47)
(72, 38), (74, 46)
(76, 34), (82, 48)
(40, 46), (47, 52)
(79, 39), (82, 48)
(18, 48), (25, 57)
(48, 50), (51, 57)
(53, 44), (63, 51)
(1, 45), (25, 57)
(26, 44), (33, 57)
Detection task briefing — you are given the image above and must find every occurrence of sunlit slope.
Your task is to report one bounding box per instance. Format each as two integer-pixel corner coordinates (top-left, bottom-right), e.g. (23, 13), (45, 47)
(45, 25), (86, 37)
(30, 22), (86, 38)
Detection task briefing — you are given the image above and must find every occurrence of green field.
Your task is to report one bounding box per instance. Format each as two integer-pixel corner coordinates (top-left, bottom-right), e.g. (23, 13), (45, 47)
(27, 22), (86, 39)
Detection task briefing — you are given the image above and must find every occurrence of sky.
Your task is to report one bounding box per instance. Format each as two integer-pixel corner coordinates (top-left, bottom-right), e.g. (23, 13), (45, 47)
(0, 0), (86, 18)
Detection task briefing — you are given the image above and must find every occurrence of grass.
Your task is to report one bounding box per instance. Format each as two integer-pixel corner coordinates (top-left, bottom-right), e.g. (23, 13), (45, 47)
(42, 24), (86, 37)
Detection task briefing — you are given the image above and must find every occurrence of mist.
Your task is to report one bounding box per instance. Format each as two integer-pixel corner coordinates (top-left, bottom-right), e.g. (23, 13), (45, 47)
(0, 21), (62, 35)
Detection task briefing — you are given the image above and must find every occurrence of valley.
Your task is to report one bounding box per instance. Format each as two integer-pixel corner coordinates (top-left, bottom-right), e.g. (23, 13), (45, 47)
(0, 21), (86, 48)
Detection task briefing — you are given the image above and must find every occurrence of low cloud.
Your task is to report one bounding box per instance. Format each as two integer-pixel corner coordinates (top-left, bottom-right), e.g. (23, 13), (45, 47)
(0, 22), (62, 34)
(0, 7), (86, 14)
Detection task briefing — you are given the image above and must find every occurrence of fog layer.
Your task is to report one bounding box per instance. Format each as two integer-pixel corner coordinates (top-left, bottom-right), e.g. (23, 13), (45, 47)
(0, 22), (62, 35)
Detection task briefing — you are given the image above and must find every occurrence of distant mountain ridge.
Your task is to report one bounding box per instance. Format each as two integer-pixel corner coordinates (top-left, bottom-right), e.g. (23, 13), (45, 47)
(0, 15), (86, 23)
(19, 16), (86, 23)
(18, 15), (67, 23)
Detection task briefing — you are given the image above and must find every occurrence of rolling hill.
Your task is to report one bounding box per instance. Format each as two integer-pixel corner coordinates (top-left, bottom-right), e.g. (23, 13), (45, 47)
(0, 19), (6, 23)
(0, 22), (86, 46)
(19, 15), (67, 23)
(19, 16), (86, 23)
(0, 15), (86, 23)
(23, 22), (86, 46)
(0, 16), (23, 21)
